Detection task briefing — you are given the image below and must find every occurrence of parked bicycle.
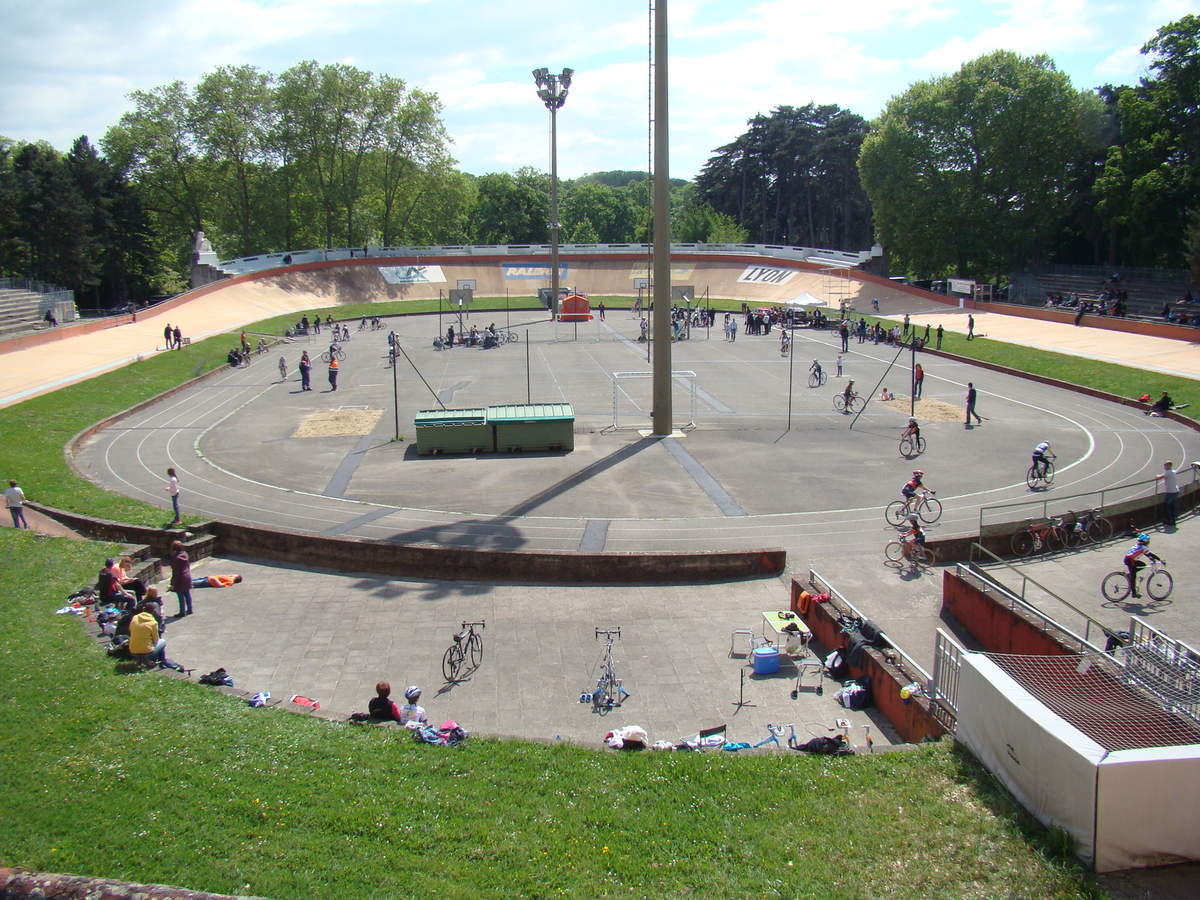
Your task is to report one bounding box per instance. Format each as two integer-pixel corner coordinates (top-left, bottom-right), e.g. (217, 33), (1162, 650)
(581, 627), (629, 715)
(1010, 517), (1071, 557)
(442, 620), (485, 683)
(1062, 508), (1113, 546)
(884, 538), (937, 568)
(1101, 558), (1172, 602)
(886, 489), (941, 527)
(1026, 453), (1057, 490)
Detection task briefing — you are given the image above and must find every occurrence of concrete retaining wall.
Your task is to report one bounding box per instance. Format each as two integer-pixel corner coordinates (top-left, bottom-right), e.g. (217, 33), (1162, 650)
(941, 570), (1074, 657)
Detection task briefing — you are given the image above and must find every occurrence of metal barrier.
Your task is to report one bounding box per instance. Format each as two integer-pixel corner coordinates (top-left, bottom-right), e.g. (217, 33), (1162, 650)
(930, 629), (965, 728)
(808, 567), (932, 690)
(960, 549), (1109, 652)
(1121, 616), (1200, 725)
(978, 471), (1198, 537)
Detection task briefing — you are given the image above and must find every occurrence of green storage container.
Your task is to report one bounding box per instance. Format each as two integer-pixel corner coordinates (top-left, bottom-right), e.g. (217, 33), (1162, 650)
(488, 403), (575, 453)
(414, 407), (492, 455)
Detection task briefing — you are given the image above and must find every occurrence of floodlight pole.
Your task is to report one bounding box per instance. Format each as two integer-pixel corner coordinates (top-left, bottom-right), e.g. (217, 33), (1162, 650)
(651, 0), (672, 436)
(533, 68), (572, 319)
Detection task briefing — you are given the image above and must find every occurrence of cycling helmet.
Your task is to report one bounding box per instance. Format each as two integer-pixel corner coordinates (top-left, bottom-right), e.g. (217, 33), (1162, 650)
(1136, 533), (1150, 545)
(908, 417), (917, 425)
(913, 470), (924, 476)
(404, 686), (422, 701)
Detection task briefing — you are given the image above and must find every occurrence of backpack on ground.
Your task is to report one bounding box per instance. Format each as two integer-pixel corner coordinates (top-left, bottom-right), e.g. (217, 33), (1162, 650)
(199, 667), (234, 687)
(824, 649), (848, 681)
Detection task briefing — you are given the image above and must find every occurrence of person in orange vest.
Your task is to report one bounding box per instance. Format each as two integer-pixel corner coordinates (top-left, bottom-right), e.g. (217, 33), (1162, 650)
(328, 357), (339, 391)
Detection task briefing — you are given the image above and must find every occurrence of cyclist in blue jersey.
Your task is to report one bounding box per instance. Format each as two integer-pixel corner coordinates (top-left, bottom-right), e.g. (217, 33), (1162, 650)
(1123, 533), (1160, 598)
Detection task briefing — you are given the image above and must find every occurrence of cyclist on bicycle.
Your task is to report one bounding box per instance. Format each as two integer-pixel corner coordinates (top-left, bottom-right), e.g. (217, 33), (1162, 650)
(1123, 533), (1161, 598)
(810, 359), (822, 379)
(902, 417), (920, 442)
(901, 470), (928, 511)
(1032, 440), (1053, 478)
(900, 513), (926, 561)
(842, 380), (856, 409)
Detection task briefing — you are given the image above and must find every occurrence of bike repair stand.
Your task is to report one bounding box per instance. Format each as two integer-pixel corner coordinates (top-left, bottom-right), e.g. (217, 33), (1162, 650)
(732, 666), (757, 713)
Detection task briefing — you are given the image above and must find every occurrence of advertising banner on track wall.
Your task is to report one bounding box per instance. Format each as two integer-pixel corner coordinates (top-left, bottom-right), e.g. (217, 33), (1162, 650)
(502, 264), (568, 280)
(628, 264), (695, 280)
(379, 265), (445, 285)
(736, 265), (796, 285)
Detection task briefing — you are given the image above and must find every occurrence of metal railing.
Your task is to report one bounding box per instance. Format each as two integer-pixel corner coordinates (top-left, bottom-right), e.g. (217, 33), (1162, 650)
(978, 472), (1198, 537)
(807, 567), (932, 690)
(960, 550), (1109, 652)
(930, 629), (965, 727)
(0, 277), (70, 294)
(215, 242), (877, 278)
(1122, 616), (1200, 724)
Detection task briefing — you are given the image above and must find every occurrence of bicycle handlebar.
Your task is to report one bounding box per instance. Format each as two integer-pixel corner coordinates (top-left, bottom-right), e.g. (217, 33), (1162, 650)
(595, 627), (622, 640)
(461, 620), (486, 629)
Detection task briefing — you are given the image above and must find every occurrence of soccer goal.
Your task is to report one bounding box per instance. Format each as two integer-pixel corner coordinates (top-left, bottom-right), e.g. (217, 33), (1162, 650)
(604, 370), (697, 432)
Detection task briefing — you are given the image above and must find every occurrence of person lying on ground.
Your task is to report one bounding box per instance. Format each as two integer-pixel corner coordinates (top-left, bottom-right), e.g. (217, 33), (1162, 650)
(190, 574), (244, 588)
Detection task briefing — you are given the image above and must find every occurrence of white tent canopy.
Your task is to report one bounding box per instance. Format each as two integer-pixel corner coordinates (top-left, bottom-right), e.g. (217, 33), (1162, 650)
(786, 292), (825, 308)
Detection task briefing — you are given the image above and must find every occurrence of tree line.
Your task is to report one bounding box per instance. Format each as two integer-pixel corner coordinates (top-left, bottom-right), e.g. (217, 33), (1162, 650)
(1, 16), (1196, 304)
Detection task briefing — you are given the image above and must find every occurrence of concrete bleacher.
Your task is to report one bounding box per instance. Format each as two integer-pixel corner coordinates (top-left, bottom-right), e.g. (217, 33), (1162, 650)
(0, 285), (77, 338)
(1017, 271), (1197, 323)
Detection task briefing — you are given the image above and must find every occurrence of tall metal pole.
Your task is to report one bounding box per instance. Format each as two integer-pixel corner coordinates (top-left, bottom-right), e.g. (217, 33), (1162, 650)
(550, 104), (561, 319)
(651, 0), (672, 436)
(391, 331), (400, 440)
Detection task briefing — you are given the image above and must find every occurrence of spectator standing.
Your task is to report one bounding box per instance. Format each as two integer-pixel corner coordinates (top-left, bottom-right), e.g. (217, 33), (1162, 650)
(966, 315), (975, 340)
(328, 357), (340, 391)
(913, 363), (925, 399)
(278, 356), (288, 382)
(1156, 461), (1197, 529)
(836, 354), (844, 377)
(597, 301), (606, 321)
(165, 467), (181, 524)
(169, 540), (193, 617)
(173, 325), (183, 349)
(839, 321), (849, 352)
(5, 479), (29, 528)
(935, 324), (944, 349)
(299, 352), (312, 391)
(965, 382), (982, 427)
(923, 324), (930, 345)
(163, 323), (173, 349)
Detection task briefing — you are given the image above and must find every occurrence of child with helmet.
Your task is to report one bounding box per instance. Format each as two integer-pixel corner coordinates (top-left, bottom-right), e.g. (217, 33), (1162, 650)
(1123, 534), (1161, 598)
(400, 686), (428, 726)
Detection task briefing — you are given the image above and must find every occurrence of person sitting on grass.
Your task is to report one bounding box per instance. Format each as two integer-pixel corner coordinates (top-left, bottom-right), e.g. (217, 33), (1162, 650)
(128, 599), (181, 670)
(880, 387), (893, 401)
(1147, 391), (1174, 416)
(98, 558), (137, 610)
(400, 686), (428, 726)
(368, 681), (403, 723)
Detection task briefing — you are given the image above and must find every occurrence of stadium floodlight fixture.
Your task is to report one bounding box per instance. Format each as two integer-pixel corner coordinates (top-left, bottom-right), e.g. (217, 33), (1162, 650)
(532, 67), (573, 316)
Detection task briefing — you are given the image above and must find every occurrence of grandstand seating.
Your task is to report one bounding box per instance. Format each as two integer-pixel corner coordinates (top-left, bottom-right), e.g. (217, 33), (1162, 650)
(0, 287), (77, 338)
(1018, 272), (1196, 323)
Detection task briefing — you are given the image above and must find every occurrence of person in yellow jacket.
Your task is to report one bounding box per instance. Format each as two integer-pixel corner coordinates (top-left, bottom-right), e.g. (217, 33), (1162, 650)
(328, 357), (339, 391)
(128, 603), (163, 667)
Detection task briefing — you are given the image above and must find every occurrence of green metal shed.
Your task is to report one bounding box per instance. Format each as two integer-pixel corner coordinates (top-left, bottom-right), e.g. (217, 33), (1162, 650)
(488, 403), (575, 453)
(414, 407), (493, 455)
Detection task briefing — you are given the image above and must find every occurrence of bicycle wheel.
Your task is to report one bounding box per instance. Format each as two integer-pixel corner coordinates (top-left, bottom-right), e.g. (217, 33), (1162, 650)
(1042, 462), (1055, 485)
(915, 545), (937, 567)
(808, 372), (821, 388)
(885, 540), (904, 561)
(1062, 521), (1083, 548)
(885, 501), (910, 527)
(849, 396), (865, 413)
(1045, 526), (1067, 553)
(915, 436), (926, 454)
(442, 645), (462, 682)
(832, 395), (847, 412)
(1011, 530), (1036, 557)
(1025, 466), (1042, 490)
(1088, 516), (1113, 542)
(1146, 570), (1173, 601)
(335, 348), (347, 361)
(917, 497), (942, 524)
(507, 332), (519, 343)
(467, 632), (484, 667)
(1101, 571), (1131, 602)
(320, 351), (331, 363)
(592, 686), (610, 714)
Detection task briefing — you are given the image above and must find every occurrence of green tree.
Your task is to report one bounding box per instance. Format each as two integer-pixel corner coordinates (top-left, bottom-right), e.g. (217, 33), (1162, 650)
(697, 104), (872, 248)
(10, 142), (97, 291)
(1095, 15), (1200, 267)
(470, 169), (548, 244)
(561, 181), (637, 242)
(674, 202), (749, 243)
(859, 51), (1095, 279)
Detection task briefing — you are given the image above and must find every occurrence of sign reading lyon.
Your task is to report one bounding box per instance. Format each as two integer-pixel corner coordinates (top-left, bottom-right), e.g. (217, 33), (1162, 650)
(737, 265), (796, 285)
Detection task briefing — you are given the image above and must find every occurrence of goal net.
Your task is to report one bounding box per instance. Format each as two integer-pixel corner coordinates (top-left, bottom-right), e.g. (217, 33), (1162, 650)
(605, 370), (697, 432)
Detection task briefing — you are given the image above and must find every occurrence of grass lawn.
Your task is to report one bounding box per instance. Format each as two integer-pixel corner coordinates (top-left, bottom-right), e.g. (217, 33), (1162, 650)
(0, 531), (1101, 898)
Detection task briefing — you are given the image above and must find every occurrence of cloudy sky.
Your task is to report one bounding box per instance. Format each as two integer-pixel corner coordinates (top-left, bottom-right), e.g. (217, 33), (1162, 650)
(0, 0), (1192, 181)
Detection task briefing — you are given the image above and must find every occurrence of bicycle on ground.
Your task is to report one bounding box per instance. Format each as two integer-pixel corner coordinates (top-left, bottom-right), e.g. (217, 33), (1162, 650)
(1062, 508), (1113, 546)
(442, 620), (485, 683)
(1101, 558), (1172, 603)
(320, 344), (347, 363)
(581, 628), (629, 715)
(886, 489), (941, 527)
(1026, 452), (1057, 490)
(1010, 517), (1071, 557)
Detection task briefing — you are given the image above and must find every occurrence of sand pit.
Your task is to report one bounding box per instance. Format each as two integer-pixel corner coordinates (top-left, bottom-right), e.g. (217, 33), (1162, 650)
(878, 397), (963, 422)
(293, 408), (384, 438)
